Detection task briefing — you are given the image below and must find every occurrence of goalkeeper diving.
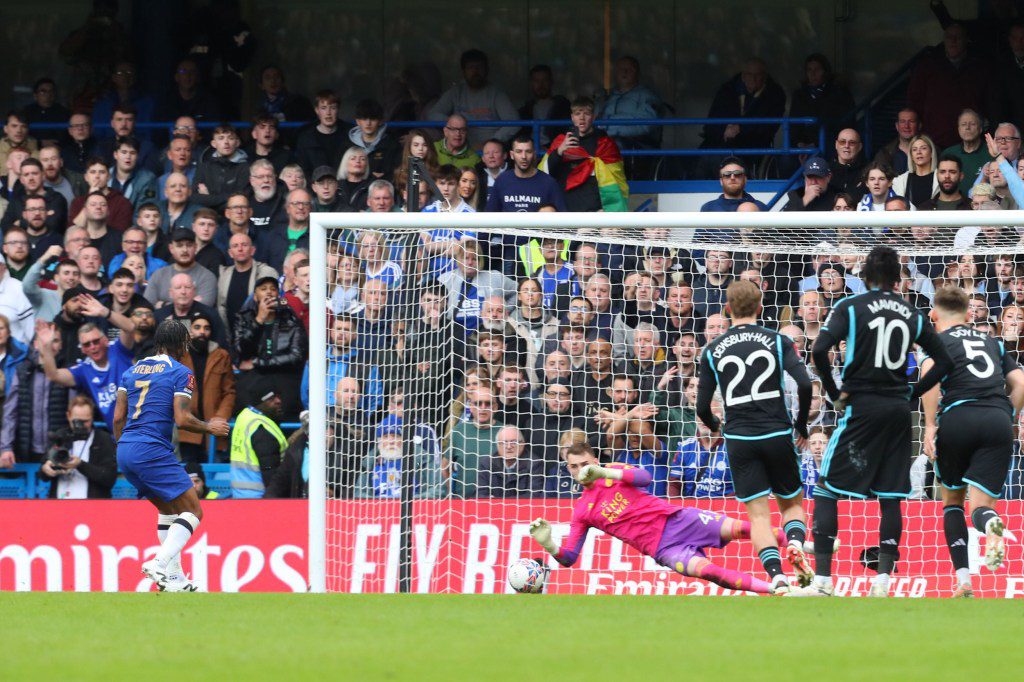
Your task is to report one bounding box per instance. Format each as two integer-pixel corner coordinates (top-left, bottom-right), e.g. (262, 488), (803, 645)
(530, 442), (789, 595)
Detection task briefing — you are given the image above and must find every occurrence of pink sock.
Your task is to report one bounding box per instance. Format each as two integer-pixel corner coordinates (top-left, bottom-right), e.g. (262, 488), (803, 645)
(698, 562), (773, 594)
(735, 520), (752, 540)
(775, 527), (787, 546)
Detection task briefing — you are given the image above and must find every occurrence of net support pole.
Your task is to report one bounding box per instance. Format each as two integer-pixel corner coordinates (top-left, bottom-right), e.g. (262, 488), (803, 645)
(308, 220), (328, 593)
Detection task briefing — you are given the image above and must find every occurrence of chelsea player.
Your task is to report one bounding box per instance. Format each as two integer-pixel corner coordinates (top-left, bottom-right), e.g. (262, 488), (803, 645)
(113, 320), (230, 592)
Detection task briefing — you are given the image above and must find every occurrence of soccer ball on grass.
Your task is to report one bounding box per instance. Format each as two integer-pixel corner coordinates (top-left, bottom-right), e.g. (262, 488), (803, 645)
(507, 558), (549, 594)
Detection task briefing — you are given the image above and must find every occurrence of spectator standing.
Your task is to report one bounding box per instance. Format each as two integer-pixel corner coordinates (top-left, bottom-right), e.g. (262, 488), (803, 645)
(218, 232), (278, 339)
(294, 90), (346, 174)
(245, 159), (289, 233)
(192, 125), (249, 210)
(244, 115), (292, 175)
(256, 65), (313, 126)
(180, 312), (235, 464)
(154, 273), (227, 346)
(893, 134), (940, 208)
(234, 275), (307, 419)
(829, 129), (867, 199)
(23, 246), (79, 322)
(543, 97), (627, 212)
(108, 136), (157, 210)
(907, 23), (992, 149)
(23, 78), (71, 132)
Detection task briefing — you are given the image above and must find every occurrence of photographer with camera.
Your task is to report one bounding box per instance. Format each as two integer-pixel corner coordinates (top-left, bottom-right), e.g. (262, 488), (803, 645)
(39, 395), (116, 499)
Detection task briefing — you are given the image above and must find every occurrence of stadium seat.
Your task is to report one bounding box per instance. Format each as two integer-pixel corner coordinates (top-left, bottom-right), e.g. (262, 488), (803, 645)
(110, 476), (140, 500)
(203, 463), (233, 498)
(0, 471), (29, 499)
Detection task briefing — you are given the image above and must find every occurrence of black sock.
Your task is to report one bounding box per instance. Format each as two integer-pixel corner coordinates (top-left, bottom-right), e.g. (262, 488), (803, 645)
(784, 519), (807, 546)
(812, 492), (838, 577)
(971, 506), (999, 534)
(943, 505), (969, 571)
(877, 498), (903, 575)
(758, 547), (784, 580)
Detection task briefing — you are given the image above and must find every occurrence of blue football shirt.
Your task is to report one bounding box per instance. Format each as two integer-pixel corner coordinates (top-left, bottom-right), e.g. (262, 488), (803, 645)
(116, 354), (195, 448)
(70, 340), (135, 425)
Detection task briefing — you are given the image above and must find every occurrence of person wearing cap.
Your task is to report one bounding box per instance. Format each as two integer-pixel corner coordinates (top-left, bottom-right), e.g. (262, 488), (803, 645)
(816, 261), (854, 311)
(234, 274), (306, 419)
(192, 124), (250, 210)
(265, 409), (310, 499)
(354, 414), (443, 499)
(179, 312), (235, 465)
(229, 379), (288, 499)
(0, 253), (35, 346)
(144, 226), (218, 308)
(699, 156), (767, 212)
(798, 249), (867, 295)
(309, 165), (349, 213)
(184, 462), (220, 499)
(782, 156), (837, 211)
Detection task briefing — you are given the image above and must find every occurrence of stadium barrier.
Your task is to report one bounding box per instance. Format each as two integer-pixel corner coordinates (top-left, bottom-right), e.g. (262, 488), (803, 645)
(2, 499), (1021, 596)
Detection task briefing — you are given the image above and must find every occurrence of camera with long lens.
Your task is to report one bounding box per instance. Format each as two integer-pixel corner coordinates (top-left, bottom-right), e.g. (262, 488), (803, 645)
(45, 419), (89, 468)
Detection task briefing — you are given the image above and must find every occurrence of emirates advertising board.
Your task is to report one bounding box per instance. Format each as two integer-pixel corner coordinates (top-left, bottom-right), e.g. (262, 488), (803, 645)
(2, 500), (1022, 597)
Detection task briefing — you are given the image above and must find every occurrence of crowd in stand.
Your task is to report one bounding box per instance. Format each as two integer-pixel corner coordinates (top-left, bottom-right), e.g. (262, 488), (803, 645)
(5, 5), (1024, 501)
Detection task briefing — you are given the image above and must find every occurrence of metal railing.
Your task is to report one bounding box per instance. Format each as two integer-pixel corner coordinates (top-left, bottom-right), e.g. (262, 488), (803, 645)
(31, 116), (823, 205)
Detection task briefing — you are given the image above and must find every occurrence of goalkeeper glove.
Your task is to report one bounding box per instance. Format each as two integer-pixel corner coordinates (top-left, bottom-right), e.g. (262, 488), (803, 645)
(576, 464), (624, 485)
(529, 518), (559, 555)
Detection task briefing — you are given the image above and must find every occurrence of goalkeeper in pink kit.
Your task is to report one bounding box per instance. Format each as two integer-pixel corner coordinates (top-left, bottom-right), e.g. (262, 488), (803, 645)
(530, 442), (782, 594)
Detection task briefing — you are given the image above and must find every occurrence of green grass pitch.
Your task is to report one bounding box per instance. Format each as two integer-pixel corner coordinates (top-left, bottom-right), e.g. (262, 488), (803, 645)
(3, 594), (1022, 680)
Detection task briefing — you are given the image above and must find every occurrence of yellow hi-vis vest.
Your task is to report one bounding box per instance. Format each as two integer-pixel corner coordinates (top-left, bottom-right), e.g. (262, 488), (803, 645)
(518, 239), (570, 276)
(230, 407), (287, 499)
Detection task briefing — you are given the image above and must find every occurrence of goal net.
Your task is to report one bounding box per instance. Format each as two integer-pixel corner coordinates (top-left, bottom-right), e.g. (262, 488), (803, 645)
(308, 211), (1024, 597)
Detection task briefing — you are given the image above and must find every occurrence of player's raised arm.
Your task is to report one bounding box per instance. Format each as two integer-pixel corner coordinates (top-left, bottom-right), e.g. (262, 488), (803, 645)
(113, 388), (128, 440)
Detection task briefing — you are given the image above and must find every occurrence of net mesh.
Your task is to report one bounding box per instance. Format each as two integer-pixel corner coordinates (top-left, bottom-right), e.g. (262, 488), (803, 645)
(318, 222), (1024, 596)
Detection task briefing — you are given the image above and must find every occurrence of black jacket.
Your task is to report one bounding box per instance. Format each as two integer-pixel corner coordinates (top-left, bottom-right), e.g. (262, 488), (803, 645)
(14, 350), (69, 460)
(258, 224), (309, 272)
(476, 453), (545, 497)
(782, 186), (838, 212)
(266, 431), (308, 499)
(0, 185), (68, 233)
(338, 179), (371, 211)
(527, 408), (584, 468)
(293, 125), (346, 174)
(829, 158), (867, 200)
(702, 73), (787, 149)
(242, 143), (293, 174)
(789, 78), (855, 146)
(192, 152), (250, 209)
(40, 429), (117, 499)
(234, 299), (308, 371)
(245, 181), (289, 233)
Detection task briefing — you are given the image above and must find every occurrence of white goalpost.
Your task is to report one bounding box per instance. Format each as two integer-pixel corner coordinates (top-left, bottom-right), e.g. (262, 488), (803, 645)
(309, 209), (1024, 597)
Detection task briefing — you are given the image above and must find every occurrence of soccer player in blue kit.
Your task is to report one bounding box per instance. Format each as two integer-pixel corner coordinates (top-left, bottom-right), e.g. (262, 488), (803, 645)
(113, 320), (230, 592)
